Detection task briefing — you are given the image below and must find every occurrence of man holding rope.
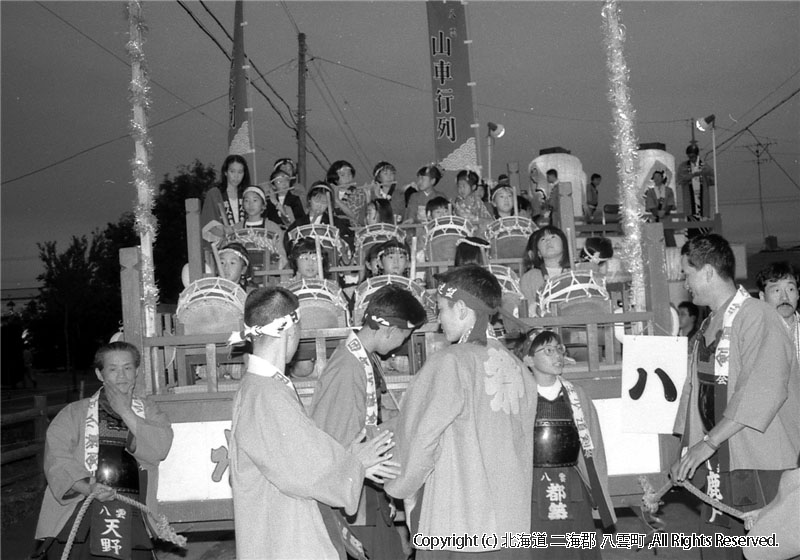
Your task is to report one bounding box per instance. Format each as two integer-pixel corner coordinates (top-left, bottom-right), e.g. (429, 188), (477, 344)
(671, 234), (800, 559)
(309, 284), (427, 559)
(229, 287), (400, 560)
(33, 341), (173, 560)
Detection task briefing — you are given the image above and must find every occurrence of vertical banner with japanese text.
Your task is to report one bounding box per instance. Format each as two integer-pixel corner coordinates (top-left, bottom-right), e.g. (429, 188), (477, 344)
(426, 1), (478, 172)
(228, 0), (255, 176)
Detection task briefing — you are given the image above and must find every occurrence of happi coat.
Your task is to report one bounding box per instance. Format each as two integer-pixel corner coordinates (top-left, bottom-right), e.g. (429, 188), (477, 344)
(35, 395), (173, 539)
(385, 338), (537, 552)
(309, 338), (380, 446)
(230, 354), (365, 560)
(309, 335), (405, 558)
(674, 297), (800, 471)
(558, 380), (616, 526)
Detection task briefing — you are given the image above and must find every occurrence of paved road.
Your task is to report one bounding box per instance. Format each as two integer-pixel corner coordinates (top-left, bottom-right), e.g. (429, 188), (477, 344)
(3, 490), (708, 559)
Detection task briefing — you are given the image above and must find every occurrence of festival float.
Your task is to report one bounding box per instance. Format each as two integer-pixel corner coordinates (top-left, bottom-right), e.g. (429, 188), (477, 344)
(116, 0), (733, 534)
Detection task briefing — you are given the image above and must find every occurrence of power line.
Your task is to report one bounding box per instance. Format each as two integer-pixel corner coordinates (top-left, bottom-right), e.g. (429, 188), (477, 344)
(715, 86), (800, 156)
(280, 1), (301, 36)
(197, 0), (297, 121)
(312, 56), (693, 126)
(175, 0), (297, 135)
(313, 60), (374, 169)
(35, 2), (226, 128)
(736, 66), (800, 123)
(308, 62), (372, 171)
(2, 94), (227, 186)
(190, 0), (331, 170)
(719, 196), (800, 206)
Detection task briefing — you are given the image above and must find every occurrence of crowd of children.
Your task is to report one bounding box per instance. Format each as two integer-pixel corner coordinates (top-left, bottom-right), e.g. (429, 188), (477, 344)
(192, 155), (623, 339)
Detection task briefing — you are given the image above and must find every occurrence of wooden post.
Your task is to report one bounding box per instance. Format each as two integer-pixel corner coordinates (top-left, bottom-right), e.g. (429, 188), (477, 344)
(128, 1), (158, 393)
(643, 223), (672, 336)
(120, 247), (148, 394)
(507, 162), (520, 192)
(296, 32), (309, 212)
(33, 395), (47, 476)
(554, 182), (577, 263)
(186, 199), (203, 283)
(315, 236), (324, 279)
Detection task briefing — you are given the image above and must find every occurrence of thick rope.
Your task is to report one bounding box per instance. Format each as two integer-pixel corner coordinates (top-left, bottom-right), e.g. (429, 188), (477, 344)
(640, 476), (759, 528)
(60, 489), (187, 560)
(60, 493), (95, 560)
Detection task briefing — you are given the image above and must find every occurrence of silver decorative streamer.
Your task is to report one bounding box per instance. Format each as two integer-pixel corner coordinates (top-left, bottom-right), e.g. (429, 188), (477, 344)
(601, 1), (646, 312)
(127, 1), (159, 330)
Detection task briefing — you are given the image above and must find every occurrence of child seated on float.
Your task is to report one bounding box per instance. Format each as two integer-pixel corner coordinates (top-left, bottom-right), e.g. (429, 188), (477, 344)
(283, 237), (329, 285)
(370, 161), (407, 225)
(359, 243), (383, 284)
(520, 225), (572, 313)
(375, 239), (411, 277)
(574, 236), (614, 278)
(491, 183), (517, 218)
(403, 165), (443, 224)
(425, 196), (451, 222)
(236, 185), (288, 270)
(365, 198), (396, 226)
(285, 181), (353, 258)
(283, 237), (338, 380)
(453, 170), (493, 230)
(217, 242), (257, 293)
(264, 167), (305, 229)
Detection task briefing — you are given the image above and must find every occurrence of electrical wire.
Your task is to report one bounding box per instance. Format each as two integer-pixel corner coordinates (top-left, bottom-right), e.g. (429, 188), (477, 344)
(308, 62), (372, 172)
(280, 0), (301, 36)
(192, 0), (331, 171)
(2, 94), (227, 186)
(35, 1), (226, 130)
(715, 86), (800, 155)
(735, 67), (800, 123)
(312, 60), (374, 170)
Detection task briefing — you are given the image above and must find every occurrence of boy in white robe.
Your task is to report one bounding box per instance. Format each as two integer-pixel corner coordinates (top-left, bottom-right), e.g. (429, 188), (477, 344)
(229, 287), (400, 560)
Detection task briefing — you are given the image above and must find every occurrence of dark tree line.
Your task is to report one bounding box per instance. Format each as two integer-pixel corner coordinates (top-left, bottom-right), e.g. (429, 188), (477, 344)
(21, 160), (217, 371)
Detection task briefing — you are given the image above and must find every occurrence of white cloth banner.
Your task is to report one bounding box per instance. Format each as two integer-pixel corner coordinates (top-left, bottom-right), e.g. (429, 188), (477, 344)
(621, 335), (688, 434)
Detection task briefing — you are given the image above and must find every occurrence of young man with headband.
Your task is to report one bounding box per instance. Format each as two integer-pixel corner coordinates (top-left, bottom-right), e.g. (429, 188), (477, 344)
(229, 287), (400, 560)
(385, 265), (536, 558)
(310, 284), (427, 559)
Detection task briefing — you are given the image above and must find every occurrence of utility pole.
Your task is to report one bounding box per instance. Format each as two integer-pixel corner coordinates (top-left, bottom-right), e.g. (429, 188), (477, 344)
(297, 32), (308, 209)
(743, 141), (774, 243)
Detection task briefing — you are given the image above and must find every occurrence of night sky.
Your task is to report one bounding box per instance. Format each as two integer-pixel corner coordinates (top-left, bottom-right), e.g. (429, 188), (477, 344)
(2, 1), (798, 290)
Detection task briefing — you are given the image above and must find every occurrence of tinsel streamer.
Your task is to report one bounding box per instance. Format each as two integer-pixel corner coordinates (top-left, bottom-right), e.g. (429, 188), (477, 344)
(126, 1), (159, 321)
(601, 1), (646, 315)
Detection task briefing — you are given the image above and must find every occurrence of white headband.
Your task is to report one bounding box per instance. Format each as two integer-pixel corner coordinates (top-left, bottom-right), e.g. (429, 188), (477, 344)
(227, 310), (299, 346)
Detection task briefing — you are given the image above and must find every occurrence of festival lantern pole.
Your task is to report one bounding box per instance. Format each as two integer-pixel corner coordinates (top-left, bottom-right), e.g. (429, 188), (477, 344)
(127, 1), (158, 385)
(602, 0), (646, 314)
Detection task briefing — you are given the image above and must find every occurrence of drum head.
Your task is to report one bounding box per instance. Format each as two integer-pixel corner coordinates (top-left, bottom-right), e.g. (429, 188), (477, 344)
(428, 236), (462, 263)
(353, 275), (426, 326)
(494, 237), (529, 260)
(177, 278), (246, 335)
(178, 300), (244, 335)
(297, 300), (346, 329)
(555, 297), (612, 316)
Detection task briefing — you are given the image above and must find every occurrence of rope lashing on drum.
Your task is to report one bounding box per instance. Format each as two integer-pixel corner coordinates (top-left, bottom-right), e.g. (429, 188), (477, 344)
(639, 476), (759, 529)
(60, 489), (187, 560)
